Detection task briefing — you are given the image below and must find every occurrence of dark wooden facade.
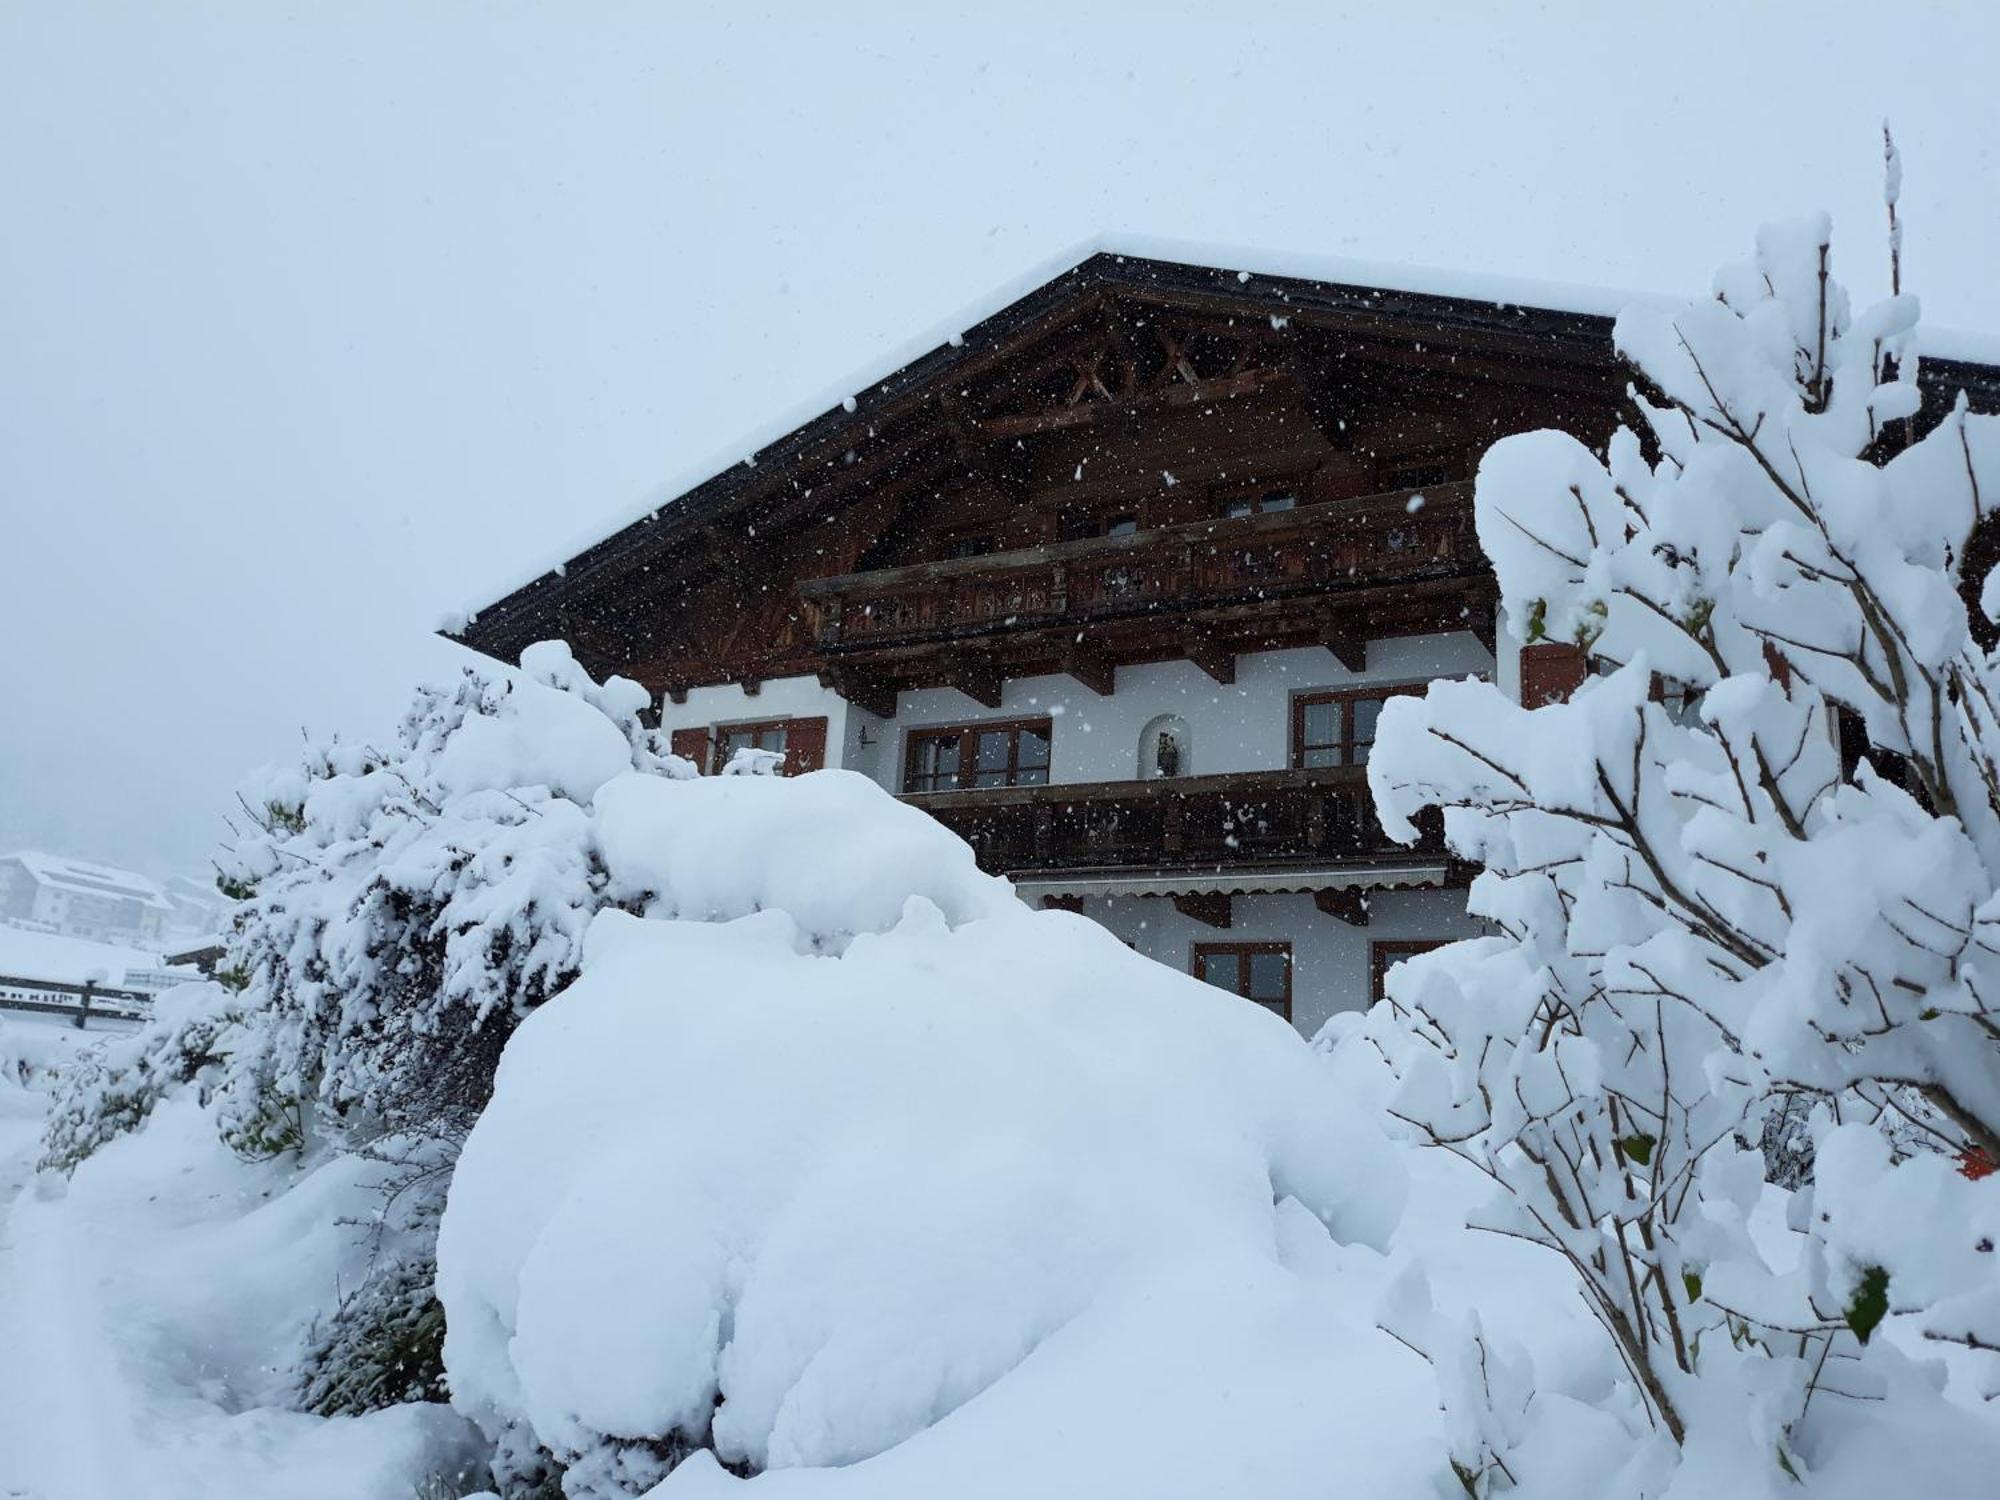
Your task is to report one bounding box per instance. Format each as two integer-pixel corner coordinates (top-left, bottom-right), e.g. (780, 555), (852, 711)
(452, 253), (1644, 705)
(451, 251), (2000, 904)
(904, 766), (1450, 884)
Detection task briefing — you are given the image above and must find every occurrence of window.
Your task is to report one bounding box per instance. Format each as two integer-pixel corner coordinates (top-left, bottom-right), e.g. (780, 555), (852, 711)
(1194, 941), (1292, 1021)
(1383, 459), (1454, 491)
(1370, 939), (1448, 1003)
(1221, 489), (1299, 520)
(713, 720), (789, 772)
(903, 718), (1053, 793)
(673, 717), (829, 776)
(943, 530), (997, 560)
(1291, 685), (1426, 768)
(1060, 512), (1141, 542)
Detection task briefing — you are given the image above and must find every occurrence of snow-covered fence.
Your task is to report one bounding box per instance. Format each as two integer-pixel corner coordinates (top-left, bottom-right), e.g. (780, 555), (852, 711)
(0, 972), (152, 1027)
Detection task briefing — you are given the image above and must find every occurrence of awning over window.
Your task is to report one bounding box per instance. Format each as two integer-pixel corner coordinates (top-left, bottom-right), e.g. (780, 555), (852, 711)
(1010, 863), (1451, 902)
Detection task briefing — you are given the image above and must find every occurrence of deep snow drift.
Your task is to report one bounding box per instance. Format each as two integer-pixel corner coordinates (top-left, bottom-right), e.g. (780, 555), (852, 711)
(440, 768), (1412, 1490)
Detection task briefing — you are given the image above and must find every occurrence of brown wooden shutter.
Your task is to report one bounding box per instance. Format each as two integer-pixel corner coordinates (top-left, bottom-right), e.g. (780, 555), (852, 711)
(1519, 643), (1588, 707)
(670, 726), (711, 770)
(1761, 639), (1793, 692)
(782, 717), (829, 775)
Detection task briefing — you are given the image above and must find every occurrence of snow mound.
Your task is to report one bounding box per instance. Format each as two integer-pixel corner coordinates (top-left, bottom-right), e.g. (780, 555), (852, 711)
(595, 768), (1015, 940)
(439, 769), (1405, 1484)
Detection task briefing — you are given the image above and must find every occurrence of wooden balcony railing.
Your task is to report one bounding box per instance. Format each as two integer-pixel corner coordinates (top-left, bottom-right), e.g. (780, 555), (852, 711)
(900, 765), (1448, 878)
(800, 483), (1479, 652)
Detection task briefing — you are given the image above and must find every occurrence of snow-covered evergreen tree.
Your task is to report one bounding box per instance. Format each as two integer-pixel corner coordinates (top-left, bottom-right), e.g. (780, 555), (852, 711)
(1361, 161), (2000, 1487)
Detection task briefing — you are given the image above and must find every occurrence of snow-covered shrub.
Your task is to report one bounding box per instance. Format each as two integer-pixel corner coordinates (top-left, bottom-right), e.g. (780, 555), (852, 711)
(213, 640), (689, 1157)
(38, 981), (242, 1173)
(38, 640), (693, 1443)
(437, 771), (1406, 1494)
(1360, 175), (2000, 1486)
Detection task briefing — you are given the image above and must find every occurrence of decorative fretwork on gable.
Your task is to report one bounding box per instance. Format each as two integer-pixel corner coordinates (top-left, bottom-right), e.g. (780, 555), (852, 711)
(968, 301), (1287, 437)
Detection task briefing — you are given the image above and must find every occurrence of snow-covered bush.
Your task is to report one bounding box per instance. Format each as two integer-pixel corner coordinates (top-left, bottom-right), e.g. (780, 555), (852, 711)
(1361, 175), (2000, 1487)
(38, 981), (242, 1173)
(213, 640), (688, 1158)
(38, 640), (693, 1437)
(438, 771), (1406, 1495)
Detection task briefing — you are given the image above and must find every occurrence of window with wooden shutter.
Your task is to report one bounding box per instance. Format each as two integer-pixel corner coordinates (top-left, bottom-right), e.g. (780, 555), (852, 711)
(781, 717), (828, 775)
(1518, 642), (1588, 707)
(670, 717), (829, 775)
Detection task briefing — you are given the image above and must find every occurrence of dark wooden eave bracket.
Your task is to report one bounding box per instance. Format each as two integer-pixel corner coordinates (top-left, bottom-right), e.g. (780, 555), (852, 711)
(1062, 640), (1116, 696)
(1182, 630), (1236, 686)
(944, 656), (1005, 709)
(1172, 890), (1232, 928)
(1320, 615), (1367, 674)
(1313, 887), (1369, 926)
(821, 669), (898, 720)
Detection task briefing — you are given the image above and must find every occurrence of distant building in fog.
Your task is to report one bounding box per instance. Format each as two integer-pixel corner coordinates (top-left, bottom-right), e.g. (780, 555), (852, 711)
(0, 851), (172, 947)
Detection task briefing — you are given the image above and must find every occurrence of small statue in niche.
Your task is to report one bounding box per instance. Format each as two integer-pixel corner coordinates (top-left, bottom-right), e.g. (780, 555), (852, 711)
(1154, 727), (1182, 778)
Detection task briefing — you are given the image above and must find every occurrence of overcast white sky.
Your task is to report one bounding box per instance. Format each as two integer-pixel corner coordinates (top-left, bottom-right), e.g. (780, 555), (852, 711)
(4, 1), (1998, 878)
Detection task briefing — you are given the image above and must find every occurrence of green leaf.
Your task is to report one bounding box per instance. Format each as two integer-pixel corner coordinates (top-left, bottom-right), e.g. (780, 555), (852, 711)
(1525, 598), (1549, 644)
(1682, 1270), (1703, 1303)
(1845, 1265), (1890, 1345)
(1618, 1131), (1657, 1166)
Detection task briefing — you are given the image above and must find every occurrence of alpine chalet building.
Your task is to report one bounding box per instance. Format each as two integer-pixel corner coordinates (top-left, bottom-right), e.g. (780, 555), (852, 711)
(450, 249), (2000, 1035)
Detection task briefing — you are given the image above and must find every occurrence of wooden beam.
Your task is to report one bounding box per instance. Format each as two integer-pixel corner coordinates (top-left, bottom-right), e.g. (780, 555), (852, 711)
(937, 391), (1031, 502)
(1313, 888), (1369, 926)
(821, 670), (897, 720)
(1183, 631), (1236, 686)
(976, 367), (1288, 440)
(947, 657), (1005, 709)
(1063, 641), (1115, 696)
(1320, 617), (1367, 674)
(1025, 440), (1333, 513)
(1171, 891), (1232, 929)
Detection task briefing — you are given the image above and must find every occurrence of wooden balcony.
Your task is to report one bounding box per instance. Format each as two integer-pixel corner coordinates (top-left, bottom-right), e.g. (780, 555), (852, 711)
(799, 483), (1486, 679)
(900, 765), (1452, 898)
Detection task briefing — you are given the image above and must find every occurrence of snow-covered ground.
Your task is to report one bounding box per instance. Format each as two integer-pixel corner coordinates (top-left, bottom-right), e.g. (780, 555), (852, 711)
(6, 647), (1999, 1499)
(0, 1005), (1585, 1500)
(0, 1014), (482, 1500)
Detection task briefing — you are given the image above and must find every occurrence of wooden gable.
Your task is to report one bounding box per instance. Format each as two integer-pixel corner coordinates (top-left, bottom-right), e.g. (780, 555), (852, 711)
(451, 251), (2000, 707)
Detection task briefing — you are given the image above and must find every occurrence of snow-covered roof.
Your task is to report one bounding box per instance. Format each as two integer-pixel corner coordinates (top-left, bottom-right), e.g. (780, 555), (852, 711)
(0, 925), (168, 986)
(1, 851), (174, 912)
(450, 237), (2000, 655)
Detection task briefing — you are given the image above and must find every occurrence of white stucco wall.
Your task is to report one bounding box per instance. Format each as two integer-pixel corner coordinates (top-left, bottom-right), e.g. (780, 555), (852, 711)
(1083, 885), (1484, 1037)
(655, 627), (1506, 792)
(848, 630), (1494, 791)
